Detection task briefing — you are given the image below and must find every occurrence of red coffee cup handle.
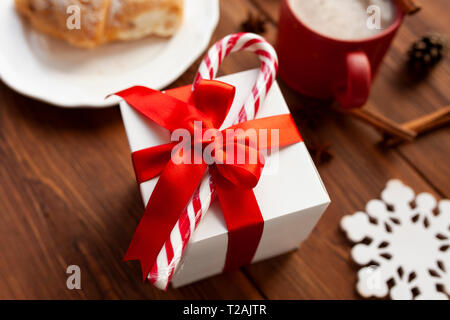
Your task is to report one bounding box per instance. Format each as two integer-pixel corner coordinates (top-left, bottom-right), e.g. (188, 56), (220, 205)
(333, 51), (371, 109)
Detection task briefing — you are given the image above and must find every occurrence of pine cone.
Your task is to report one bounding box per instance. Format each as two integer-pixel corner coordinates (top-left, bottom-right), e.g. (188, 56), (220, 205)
(408, 34), (447, 72)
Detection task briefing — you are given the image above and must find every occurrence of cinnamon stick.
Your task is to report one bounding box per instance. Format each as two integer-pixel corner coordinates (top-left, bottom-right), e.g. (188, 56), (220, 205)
(402, 105), (450, 133)
(382, 105), (450, 147)
(394, 0), (421, 15)
(334, 104), (417, 141)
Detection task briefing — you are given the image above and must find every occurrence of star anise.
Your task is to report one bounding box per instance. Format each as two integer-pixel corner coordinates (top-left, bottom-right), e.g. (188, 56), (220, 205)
(308, 141), (333, 165)
(241, 12), (267, 34)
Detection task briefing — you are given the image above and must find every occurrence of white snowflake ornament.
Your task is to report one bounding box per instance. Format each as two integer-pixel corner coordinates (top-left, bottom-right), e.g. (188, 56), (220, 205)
(341, 180), (450, 300)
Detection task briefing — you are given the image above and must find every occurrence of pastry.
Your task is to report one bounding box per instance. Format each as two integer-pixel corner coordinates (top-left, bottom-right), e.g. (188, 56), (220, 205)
(15, 0), (184, 48)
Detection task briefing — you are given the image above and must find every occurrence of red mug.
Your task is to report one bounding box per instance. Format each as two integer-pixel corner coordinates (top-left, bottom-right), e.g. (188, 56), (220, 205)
(276, 0), (404, 108)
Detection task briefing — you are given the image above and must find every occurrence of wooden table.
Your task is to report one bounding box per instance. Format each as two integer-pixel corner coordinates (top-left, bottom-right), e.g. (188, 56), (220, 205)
(0, 0), (448, 299)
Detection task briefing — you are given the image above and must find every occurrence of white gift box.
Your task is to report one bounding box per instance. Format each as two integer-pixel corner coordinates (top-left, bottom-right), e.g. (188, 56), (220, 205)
(119, 69), (330, 287)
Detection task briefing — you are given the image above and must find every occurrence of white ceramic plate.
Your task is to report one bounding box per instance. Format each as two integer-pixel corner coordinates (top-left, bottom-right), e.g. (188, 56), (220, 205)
(0, 0), (219, 108)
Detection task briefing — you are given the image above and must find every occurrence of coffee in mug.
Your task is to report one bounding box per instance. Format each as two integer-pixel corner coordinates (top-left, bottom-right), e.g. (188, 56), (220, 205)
(289, 0), (397, 40)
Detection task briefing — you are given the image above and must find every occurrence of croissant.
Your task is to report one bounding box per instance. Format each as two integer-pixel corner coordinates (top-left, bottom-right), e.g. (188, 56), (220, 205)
(15, 0), (184, 48)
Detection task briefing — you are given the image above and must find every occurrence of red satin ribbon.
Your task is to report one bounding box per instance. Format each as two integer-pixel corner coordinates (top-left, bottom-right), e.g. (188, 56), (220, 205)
(116, 80), (303, 280)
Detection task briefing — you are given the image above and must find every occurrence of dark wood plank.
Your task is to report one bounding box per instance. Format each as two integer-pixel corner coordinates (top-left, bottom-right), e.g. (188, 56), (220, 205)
(0, 0), (265, 300)
(245, 84), (443, 299)
(240, 0), (449, 299)
(0, 0), (447, 300)
(0, 83), (265, 299)
(371, 0), (450, 195)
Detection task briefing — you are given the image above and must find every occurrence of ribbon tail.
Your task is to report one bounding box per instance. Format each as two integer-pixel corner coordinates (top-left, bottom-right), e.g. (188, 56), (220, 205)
(124, 160), (207, 281)
(123, 251), (154, 283)
(214, 172), (264, 271)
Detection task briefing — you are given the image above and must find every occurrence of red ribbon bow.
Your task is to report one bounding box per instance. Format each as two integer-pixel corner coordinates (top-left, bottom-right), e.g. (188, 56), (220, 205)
(116, 80), (302, 280)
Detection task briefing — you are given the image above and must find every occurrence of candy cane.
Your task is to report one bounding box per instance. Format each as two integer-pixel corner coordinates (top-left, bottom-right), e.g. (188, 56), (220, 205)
(148, 33), (278, 290)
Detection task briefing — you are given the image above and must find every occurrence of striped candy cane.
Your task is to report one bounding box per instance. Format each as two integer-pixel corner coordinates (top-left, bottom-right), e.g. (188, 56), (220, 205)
(148, 33), (278, 290)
